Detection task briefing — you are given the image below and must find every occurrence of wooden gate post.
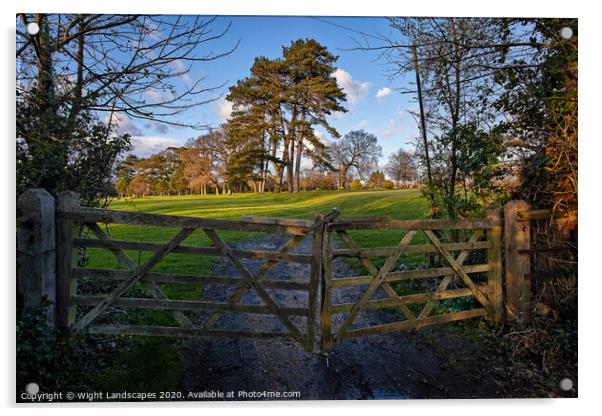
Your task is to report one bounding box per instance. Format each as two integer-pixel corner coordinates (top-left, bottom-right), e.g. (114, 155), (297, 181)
(320, 228), (333, 353)
(504, 200), (532, 322)
(307, 213), (324, 353)
(486, 208), (503, 322)
(17, 189), (56, 324)
(55, 191), (80, 330)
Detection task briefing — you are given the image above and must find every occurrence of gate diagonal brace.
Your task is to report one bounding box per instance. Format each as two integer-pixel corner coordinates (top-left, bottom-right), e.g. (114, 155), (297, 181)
(203, 228), (305, 343)
(84, 222), (194, 329)
(423, 230), (492, 314)
(336, 230), (417, 323)
(69, 227), (196, 336)
(417, 229), (483, 320)
(333, 230), (417, 342)
(200, 233), (307, 329)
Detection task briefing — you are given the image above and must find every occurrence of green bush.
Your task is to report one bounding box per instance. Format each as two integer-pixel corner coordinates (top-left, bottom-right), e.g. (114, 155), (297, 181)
(16, 301), (60, 392)
(16, 301), (103, 396)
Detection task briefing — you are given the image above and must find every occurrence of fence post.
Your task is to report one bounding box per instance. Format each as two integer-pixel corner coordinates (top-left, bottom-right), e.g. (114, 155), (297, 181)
(504, 200), (532, 322)
(55, 191), (80, 330)
(17, 189), (56, 325)
(486, 208), (503, 322)
(320, 227), (333, 353)
(307, 213), (324, 353)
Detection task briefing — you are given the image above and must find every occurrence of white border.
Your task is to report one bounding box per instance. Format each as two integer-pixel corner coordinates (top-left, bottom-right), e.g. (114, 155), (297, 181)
(2, 1), (599, 415)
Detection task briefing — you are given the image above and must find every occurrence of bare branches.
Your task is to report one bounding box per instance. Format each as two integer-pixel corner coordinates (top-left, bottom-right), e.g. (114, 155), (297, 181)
(17, 14), (238, 129)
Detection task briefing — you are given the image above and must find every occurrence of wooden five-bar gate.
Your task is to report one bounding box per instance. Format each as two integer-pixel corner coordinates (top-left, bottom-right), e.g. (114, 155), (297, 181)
(319, 211), (503, 352)
(17, 189), (546, 353)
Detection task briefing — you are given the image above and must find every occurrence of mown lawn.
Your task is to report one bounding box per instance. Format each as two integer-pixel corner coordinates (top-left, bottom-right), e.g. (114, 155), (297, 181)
(82, 189), (430, 392)
(86, 188), (429, 275)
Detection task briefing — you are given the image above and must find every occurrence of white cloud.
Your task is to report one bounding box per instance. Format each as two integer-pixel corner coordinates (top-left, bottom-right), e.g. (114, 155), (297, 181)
(129, 136), (184, 158)
(333, 68), (370, 105)
(357, 119), (368, 129)
(107, 113), (143, 136)
(376, 87), (392, 103)
(170, 59), (192, 86)
(314, 130), (325, 142)
(330, 110), (346, 120)
(389, 118), (397, 126)
(382, 129), (395, 138)
(215, 96), (233, 122)
(305, 130), (330, 152)
(144, 90), (163, 102)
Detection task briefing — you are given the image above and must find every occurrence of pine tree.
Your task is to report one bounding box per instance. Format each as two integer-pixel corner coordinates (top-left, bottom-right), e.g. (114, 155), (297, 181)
(226, 39), (347, 193)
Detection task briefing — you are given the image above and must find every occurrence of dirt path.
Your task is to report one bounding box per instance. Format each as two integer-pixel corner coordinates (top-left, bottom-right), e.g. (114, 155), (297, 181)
(180, 235), (503, 400)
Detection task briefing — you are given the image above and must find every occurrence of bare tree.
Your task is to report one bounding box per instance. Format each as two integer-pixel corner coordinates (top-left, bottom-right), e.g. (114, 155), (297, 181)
(16, 14), (237, 200)
(330, 130), (382, 189)
(351, 17), (542, 218)
(385, 148), (417, 188)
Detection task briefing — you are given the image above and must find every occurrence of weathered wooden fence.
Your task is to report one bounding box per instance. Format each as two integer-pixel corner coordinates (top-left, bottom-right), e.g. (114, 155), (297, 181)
(17, 188), (564, 353)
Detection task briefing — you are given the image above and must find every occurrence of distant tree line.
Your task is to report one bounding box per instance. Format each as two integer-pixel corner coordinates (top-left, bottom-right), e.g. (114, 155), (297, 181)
(114, 127), (418, 197)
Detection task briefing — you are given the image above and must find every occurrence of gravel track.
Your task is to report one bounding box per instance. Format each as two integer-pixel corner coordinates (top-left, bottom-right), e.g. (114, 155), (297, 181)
(180, 235), (502, 400)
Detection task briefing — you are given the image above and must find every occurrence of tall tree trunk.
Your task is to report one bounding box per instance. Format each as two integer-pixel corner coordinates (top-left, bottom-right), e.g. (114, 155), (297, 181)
(280, 137), (290, 192)
(286, 106), (298, 193)
(412, 44), (435, 212)
(293, 111), (306, 193)
(276, 107), (290, 193)
(274, 164), (283, 192)
(258, 129), (267, 193)
(32, 14), (64, 191)
(65, 16), (85, 134)
(287, 138), (295, 193)
(339, 165), (349, 189)
(294, 139), (303, 192)
(446, 21), (463, 221)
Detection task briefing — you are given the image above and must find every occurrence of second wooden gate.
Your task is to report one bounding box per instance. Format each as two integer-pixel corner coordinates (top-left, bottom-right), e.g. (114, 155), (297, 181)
(318, 211), (503, 352)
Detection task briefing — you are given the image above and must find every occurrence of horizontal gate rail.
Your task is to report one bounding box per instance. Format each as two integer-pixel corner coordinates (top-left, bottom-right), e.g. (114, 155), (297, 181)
(58, 207), (313, 235)
(330, 264), (490, 288)
(332, 240), (491, 257)
(330, 287), (492, 313)
(328, 217), (499, 230)
(71, 296), (308, 316)
(87, 325), (298, 340)
(72, 238), (313, 263)
(72, 268), (310, 289)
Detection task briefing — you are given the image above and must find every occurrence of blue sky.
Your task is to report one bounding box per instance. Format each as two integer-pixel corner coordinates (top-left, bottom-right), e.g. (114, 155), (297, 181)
(124, 16), (419, 167)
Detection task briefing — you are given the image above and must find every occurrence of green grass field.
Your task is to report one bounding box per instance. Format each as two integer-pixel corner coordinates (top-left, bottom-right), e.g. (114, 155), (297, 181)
(86, 189), (429, 274)
(83, 189), (430, 391)
(109, 188), (427, 219)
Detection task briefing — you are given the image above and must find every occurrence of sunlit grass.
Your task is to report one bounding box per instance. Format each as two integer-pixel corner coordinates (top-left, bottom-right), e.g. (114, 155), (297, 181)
(86, 189), (429, 274)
